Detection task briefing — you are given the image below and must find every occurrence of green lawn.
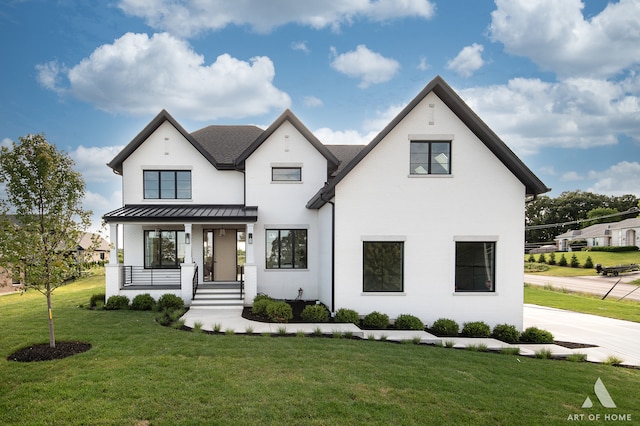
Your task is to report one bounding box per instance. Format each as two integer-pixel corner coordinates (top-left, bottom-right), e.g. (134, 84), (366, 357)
(525, 251), (640, 277)
(524, 285), (640, 323)
(2, 274), (640, 425)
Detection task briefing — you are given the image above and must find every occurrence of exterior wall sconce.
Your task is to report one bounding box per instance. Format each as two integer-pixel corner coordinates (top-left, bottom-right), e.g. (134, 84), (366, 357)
(219, 228), (226, 237)
(185, 232), (191, 244)
(248, 233), (253, 244)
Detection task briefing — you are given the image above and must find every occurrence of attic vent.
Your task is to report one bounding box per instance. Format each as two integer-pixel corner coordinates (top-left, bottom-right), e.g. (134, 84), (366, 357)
(428, 104), (435, 125)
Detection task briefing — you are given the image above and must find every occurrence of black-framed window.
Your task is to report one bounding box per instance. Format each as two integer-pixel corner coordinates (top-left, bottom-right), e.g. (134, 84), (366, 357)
(363, 242), (404, 292)
(272, 167), (302, 182)
(143, 170), (191, 199)
(455, 242), (495, 292)
(266, 229), (307, 269)
(410, 141), (451, 175)
(144, 230), (185, 268)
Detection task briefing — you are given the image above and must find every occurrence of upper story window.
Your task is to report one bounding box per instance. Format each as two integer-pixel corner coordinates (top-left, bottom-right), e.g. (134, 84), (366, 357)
(143, 170), (191, 199)
(410, 141), (451, 175)
(272, 167), (302, 182)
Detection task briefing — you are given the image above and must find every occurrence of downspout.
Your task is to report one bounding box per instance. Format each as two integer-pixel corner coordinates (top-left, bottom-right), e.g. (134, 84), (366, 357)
(320, 193), (335, 314)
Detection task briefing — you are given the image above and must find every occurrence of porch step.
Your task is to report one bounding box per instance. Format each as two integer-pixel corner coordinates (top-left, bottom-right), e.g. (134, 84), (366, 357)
(191, 284), (244, 308)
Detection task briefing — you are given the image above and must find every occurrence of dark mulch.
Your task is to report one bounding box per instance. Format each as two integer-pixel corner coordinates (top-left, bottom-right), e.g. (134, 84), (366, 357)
(553, 340), (598, 349)
(7, 341), (92, 362)
(242, 299), (318, 323)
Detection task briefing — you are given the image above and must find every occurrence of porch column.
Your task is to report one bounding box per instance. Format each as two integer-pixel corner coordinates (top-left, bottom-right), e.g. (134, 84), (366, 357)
(108, 223), (119, 265)
(184, 223), (193, 263)
(244, 223), (257, 306)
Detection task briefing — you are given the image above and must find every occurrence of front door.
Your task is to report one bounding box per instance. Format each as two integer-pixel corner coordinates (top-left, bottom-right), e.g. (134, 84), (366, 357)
(203, 229), (240, 282)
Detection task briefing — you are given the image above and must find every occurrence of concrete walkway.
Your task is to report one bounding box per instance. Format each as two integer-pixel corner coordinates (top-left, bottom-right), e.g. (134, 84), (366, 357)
(181, 306), (640, 366)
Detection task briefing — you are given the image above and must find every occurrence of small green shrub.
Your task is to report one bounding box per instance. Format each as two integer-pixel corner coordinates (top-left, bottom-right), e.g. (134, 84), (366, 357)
(537, 253), (546, 264)
(252, 298), (273, 317)
(547, 252), (556, 265)
(335, 308), (360, 324)
(394, 314), (424, 330)
(253, 294), (272, 303)
(157, 294), (184, 311)
(491, 324), (520, 343)
(105, 295), (130, 310)
(535, 348), (553, 359)
(524, 263), (549, 273)
(527, 253), (536, 262)
(558, 254), (568, 267)
(267, 301), (293, 323)
(431, 318), (459, 336)
(301, 304), (330, 322)
(583, 256), (594, 269)
(570, 254), (580, 268)
(362, 311), (389, 329)
(131, 293), (156, 311)
(461, 321), (491, 338)
(520, 326), (554, 343)
(89, 293), (105, 308)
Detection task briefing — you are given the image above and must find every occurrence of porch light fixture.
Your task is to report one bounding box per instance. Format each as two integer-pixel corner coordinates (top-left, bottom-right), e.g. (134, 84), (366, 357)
(185, 232), (190, 244)
(219, 228), (226, 237)
(248, 233), (253, 244)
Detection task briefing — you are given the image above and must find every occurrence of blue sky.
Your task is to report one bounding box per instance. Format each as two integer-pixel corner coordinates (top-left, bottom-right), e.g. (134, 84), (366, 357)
(1, 0), (639, 232)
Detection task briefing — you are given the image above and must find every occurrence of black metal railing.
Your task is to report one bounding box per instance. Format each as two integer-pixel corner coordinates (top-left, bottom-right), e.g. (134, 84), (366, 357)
(119, 265), (180, 288)
(238, 265), (244, 300)
(192, 265), (199, 299)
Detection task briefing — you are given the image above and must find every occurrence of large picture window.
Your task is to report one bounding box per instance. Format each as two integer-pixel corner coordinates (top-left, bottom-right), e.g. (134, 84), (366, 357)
(266, 229), (307, 269)
(144, 230), (185, 268)
(410, 141), (451, 175)
(144, 170), (191, 199)
(455, 242), (495, 292)
(363, 242), (404, 292)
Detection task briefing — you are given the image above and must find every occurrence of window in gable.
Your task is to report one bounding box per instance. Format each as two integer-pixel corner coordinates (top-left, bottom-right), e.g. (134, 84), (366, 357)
(410, 141), (451, 175)
(272, 167), (302, 182)
(144, 170), (191, 199)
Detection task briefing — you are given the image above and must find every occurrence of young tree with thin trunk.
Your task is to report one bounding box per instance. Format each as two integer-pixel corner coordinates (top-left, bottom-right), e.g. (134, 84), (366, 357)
(0, 134), (91, 348)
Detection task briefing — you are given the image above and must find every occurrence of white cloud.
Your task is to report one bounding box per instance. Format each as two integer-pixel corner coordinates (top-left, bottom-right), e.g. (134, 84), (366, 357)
(458, 75), (640, 156)
(84, 188), (123, 234)
(417, 56), (429, 71)
(303, 96), (323, 107)
(37, 32), (291, 120)
(312, 127), (378, 146)
(446, 43), (485, 78)
(1, 138), (12, 148)
(291, 41), (310, 53)
(117, 0), (435, 37)
(35, 61), (67, 94)
(330, 45), (400, 88)
(587, 161), (640, 196)
(489, 0), (640, 78)
(69, 145), (124, 183)
(362, 104), (405, 133)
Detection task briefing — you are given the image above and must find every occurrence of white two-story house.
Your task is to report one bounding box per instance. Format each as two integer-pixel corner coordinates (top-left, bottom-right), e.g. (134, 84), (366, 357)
(104, 76), (549, 329)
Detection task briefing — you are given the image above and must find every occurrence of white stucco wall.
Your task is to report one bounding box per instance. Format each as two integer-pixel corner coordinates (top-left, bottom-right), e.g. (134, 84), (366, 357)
(332, 92), (526, 329)
(244, 120), (326, 300)
(121, 121), (244, 205)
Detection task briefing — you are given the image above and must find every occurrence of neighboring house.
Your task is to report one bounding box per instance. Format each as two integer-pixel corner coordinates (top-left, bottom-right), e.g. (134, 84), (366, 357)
(103, 76), (549, 329)
(555, 218), (640, 251)
(77, 232), (111, 264)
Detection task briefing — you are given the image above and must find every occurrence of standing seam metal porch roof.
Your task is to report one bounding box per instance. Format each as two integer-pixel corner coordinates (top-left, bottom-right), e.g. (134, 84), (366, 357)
(103, 205), (258, 223)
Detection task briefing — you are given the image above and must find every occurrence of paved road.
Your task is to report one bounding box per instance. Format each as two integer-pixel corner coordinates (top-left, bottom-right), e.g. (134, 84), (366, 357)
(524, 272), (640, 302)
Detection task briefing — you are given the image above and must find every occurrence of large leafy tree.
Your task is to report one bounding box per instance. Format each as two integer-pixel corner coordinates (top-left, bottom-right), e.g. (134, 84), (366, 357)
(0, 134), (91, 348)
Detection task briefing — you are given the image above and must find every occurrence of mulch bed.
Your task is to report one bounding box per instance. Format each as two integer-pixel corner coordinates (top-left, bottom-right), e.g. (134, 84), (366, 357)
(7, 341), (92, 362)
(242, 299), (319, 323)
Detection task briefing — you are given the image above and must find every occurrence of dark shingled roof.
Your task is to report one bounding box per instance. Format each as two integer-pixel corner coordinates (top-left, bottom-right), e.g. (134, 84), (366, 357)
(190, 125), (264, 168)
(326, 145), (366, 177)
(103, 204), (258, 223)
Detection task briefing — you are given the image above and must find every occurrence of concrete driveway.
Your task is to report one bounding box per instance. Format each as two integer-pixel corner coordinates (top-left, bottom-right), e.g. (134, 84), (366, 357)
(524, 304), (640, 367)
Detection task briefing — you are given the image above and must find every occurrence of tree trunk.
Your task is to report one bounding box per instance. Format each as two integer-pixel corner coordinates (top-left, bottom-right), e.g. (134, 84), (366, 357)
(47, 286), (55, 348)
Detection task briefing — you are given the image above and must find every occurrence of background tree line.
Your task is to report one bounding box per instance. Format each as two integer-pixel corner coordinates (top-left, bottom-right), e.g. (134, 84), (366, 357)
(525, 190), (639, 244)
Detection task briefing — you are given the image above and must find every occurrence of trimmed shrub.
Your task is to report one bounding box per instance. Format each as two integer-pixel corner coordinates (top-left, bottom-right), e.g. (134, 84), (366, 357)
(252, 297), (273, 317)
(431, 318), (459, 336)
(253, 294), (272, 303)
(157, 293), (184, 312)
(537, 253), (546, 264)
(590, 245), (639, 252)
(335, 308), (360, 324)
(362, 311), (389, 329)
(520, 326), (554, 343)
(89, 293), (105, 308)
(131, 293), (156, 311)
(267, 301), (293, 323)
(570, 254), (580, 268)
(527, 253), (536, 263)
(394, 314), (425, 330)
(547, 252), (556, 265)
(461, 321), (491, 338)
(105, 295), (130, 310)
(583, 256), (594, 269)
(301, 304), (330, 322)
(491, 323), (520, 343)
(558, 254), (568, 267)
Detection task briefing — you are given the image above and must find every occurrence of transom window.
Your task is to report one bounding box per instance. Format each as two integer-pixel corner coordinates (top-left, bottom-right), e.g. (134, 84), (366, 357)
(272, 167), (302, 182)
(266, 229), (307, 269)
(143, 170), (191, 199)
(455, 242), (495, 292)
(410, 141), (451, 175)
(363, 242), (404, 292)
(144, 230), (185, 269)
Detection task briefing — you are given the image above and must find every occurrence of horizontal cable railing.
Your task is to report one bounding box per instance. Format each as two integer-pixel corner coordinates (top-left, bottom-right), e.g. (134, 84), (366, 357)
(119, 265), (181, 287)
